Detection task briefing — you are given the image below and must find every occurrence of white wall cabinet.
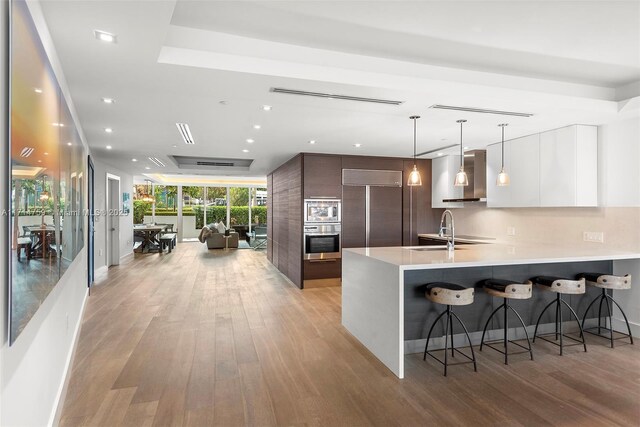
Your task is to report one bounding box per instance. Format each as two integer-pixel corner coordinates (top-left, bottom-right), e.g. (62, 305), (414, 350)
(486, 125), (597, 208)
(431, 155), (463, 208)
(539, 125), (598, 207)
(487, 134), (540, 207)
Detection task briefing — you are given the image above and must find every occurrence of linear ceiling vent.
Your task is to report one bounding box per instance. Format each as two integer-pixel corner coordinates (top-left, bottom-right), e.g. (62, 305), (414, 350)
(169, 155), (253, 171)
(148, 157), (166, 167)
(176, 122), (195, 144)
(429, 104), (534, 117)
(20, 147), (35, 157)
(270, 87), (404, 105)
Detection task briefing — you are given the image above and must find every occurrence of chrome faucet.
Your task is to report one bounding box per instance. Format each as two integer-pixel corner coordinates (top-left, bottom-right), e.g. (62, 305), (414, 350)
(439, 209), (455, 252)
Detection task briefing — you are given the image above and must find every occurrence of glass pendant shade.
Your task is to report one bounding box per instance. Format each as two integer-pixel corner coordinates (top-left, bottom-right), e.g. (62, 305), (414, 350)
(407, 165), (422, 186)
(39, 191), (50, 202)
(454, 167), (469, 186)
(497, 168), (510, 186)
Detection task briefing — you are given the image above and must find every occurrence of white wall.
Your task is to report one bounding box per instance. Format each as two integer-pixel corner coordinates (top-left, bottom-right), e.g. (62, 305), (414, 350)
(92, 159), (134, 270)
(1, 1), (90, 426)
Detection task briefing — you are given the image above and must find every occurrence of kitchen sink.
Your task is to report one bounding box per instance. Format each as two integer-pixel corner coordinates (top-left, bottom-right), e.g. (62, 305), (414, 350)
(410, 246), (467, 251)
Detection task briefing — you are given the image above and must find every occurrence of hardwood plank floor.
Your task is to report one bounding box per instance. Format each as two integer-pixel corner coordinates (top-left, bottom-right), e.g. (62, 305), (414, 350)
(59, 243), (640, 426)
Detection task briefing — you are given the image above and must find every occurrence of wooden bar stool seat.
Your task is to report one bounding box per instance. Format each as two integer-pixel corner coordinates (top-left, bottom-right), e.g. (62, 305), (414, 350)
(577, 273), (633, 347)
(423, 282), (477, 376)
(532, 276), (587, 355)
(16, 237), (32, 262)
(479, 279), (534, 364)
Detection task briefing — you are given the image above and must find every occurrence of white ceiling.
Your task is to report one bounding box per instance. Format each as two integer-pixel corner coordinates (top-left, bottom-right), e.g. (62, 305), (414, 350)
(39, 0), (640, 182)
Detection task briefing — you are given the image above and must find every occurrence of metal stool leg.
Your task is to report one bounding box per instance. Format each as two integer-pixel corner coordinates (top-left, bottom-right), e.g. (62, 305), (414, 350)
(607, 295), (635, 345)
(581, 291), (603, 331)
(449, 310), (455, 358)
(508, 305), (534, 361)
(451, 311), (477, 372)
(598, 291), (605, 334)
(603, 293), (614, 348)
(443, 306), (451, 376)
(503, 298), (509, 365)
(480, 303), (503, 351)
(559, 298), (588, 353)
(558, 294), (564, 355)
(423, 309), (448, 361)
(533, 298), (557, 342)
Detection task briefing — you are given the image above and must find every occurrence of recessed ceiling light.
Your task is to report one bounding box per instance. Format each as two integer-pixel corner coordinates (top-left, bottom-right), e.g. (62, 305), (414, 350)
(44, 152), (48, 156)
(308, 140), (316, 144)
(38, 160), (42, 163)
(253, 125), (261, 130)
(102, 97), (115, 104)
(262, 105), (272, 111)
(437, 152), (444, 156)
(353, 144), (362, 148)
(145, 166), (150, 170)
(67, 142), (72, 146)
(132, 158), (137, 162)
(172, 144), (177, 148)
(464, 146), (470, 150)
(34, 88), (42, 94)
(176, 123), (194, 144)
(242, 149), (249, 153)
(104, 127), (113, 133)
(106, 145), (112, 150)
(52, 122), (64, 127)
(94, 30), (117, 43)
(246, 138), (254, 143)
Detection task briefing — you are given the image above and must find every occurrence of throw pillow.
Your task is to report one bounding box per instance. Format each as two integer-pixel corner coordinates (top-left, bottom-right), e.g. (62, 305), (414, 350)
(216, 222), (226, 234)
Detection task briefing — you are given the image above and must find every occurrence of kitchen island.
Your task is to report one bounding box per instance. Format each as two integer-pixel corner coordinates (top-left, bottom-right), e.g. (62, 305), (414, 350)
(342, 243), (640, 378)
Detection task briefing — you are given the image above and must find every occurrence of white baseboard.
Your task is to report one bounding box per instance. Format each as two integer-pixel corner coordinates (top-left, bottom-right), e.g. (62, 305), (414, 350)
(49, 288), (89, 427)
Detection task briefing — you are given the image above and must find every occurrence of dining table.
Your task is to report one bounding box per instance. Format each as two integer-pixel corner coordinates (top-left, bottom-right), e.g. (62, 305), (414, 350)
(27, 225), (59, 259)
(133, 224), (169, 253)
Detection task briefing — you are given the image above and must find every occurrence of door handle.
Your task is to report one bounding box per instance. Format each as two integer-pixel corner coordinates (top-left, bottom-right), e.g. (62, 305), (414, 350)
(309, 259), (337, 263)
(110, 228), (116, 231)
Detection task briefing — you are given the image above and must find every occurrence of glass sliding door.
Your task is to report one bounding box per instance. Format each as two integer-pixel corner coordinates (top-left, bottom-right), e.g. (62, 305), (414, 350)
(205, 186), (227, 229)
(181, 186), (203, 241)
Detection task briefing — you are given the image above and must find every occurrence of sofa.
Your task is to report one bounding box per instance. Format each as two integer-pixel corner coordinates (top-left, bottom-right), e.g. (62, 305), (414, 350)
(206, 232), (239, 249)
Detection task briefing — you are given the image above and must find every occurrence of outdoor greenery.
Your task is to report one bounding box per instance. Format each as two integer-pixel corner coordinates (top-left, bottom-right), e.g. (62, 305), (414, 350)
(133, 199), (267, 229)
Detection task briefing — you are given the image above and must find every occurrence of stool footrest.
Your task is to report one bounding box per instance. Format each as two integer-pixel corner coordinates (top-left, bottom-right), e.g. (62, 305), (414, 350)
(583, 327), (633, 342)
(425, 347), (476, 366)
(536, 333), (585, 347)
(483, 339), (532, 355)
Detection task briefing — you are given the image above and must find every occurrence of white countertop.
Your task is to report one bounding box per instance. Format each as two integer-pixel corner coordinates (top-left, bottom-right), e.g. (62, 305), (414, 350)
(343, 243), (640, 270)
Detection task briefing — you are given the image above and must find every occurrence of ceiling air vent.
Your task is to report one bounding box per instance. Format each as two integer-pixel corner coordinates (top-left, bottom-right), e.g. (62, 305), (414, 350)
(169, 155), (253, 172)
(176, 123), (195, 144)
(20, 147), (35, 157)
(270, 87), (403, 105)
(148, 157), (166, 167)
(429, 104), (534, 117)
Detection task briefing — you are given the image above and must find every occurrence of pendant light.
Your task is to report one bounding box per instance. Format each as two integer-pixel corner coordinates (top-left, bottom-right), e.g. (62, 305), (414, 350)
(141, 180), (154, 203)
(407, 115), (422, 186)
(453, 119), (469, 186)
(497, 123), (510, 186)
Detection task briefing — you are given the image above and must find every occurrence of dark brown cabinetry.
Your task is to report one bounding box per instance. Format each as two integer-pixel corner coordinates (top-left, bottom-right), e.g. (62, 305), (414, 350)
(303, 154), (342, 199)
(268, 153), (440, 290)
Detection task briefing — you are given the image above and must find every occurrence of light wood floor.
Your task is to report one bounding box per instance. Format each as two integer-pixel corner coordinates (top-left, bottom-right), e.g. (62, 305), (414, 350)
(59, 243), (640, 426)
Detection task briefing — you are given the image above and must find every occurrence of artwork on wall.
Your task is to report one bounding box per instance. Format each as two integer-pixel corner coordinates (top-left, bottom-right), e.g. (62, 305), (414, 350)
(122, 192), (131, 214)
(9, 0), (86, 344)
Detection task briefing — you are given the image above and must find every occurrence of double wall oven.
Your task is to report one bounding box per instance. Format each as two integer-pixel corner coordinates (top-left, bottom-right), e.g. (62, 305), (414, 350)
(303, 199), (341, 259)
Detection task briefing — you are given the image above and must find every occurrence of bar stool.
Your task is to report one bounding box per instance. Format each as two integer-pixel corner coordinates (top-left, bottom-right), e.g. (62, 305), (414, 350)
(423, 282), (477, 376)
(532, 276), (587, 355)
(577, 273), (633, 347)
(479, 279), (534, 364)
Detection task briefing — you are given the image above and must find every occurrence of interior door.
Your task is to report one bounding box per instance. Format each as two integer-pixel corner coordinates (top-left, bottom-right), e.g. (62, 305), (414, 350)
(369, 186), (402, 247)
(88, 155), (95, 289)
(341, 186), (365, 248)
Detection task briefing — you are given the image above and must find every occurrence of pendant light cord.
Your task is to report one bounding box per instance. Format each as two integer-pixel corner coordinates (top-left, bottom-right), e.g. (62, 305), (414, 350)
(501, 125), (505, 169)
(413, 117), (417, 161)
(459, 121), (464, 169)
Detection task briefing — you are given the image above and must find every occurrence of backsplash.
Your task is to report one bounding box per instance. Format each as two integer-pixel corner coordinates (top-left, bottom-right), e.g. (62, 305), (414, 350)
(451, 206), (640, 251)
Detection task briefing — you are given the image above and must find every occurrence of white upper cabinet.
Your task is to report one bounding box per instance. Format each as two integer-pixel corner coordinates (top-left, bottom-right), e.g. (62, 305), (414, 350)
(486, 125), (597, 208)
(487, 134), (540, 207)
(432, 155), (463, 208)
(539, 125), (597, 207)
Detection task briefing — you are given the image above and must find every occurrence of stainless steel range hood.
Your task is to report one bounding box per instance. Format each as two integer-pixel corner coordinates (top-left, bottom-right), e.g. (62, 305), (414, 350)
(443, 150), (487, 203)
